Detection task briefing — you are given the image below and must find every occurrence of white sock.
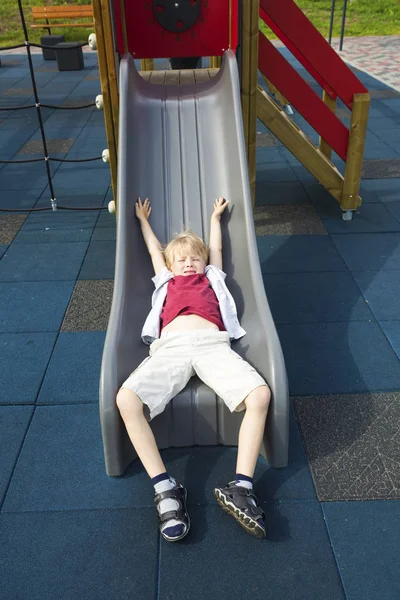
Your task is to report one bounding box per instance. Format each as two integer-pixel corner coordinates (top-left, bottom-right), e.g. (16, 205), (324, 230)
(234, 478), (257, 507)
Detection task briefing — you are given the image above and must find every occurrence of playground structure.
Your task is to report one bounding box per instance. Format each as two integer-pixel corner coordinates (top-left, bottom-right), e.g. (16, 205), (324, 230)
(92, 0), (370, 477)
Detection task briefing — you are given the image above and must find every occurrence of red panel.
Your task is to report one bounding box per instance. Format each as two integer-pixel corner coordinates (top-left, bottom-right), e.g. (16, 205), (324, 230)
(113, 0), (238, 59)
(259, 33), (349, 161)
(260, 0), (368, 110)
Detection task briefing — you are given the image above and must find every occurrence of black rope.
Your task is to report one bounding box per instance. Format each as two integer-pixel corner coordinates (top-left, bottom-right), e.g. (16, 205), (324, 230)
(0, 42), (26, 50)
(50, 156), (102, 162)
(0, 104), (36, 111)
(41, 102), (95, 109)
(0, 205), (107, 212)
(0, 156), (102, 164)
(0, 157), (43, 164)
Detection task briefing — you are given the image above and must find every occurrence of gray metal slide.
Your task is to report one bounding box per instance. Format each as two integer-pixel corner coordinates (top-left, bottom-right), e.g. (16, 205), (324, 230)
(100, 51), (289, 477)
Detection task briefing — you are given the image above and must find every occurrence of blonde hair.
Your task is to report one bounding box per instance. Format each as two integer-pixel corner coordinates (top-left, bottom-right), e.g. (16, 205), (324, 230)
(164, 230), (208, 268)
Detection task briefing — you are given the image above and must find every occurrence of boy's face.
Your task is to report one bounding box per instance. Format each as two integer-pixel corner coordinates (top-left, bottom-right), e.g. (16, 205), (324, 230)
(170, 252), (206, 276)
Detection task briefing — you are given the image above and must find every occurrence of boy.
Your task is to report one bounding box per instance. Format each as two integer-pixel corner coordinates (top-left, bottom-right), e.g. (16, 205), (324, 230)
(116, 196), (270, 541)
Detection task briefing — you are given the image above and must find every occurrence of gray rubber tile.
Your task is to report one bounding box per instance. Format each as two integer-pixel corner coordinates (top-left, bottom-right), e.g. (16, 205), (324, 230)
(0, 281), (74, 333)
(38, 331), (106, 404)
(257, 235), (347, 273)
(17, 138), (75, 155)
(332, 233), (400, 271)
(158, 503), (345, 600)
(264, 271), (373, 325)
(255, 204), (327, 235)
(78, 241), (115, 280)
(0, 332), (57, 405)
(13, 210), (99, 244)
(0, 214), (27, 244)
(294, 392), (400, 501)
(278, 321), (400, 395)
(0, 242), (88, 282)
(61, 280), (113, 331)
(362, 158), (400, 179)
(0, 508), (158, 600)
(0, 406), (33, 503)
(353, 270), (400, 320)
(323, 501), (400, 600)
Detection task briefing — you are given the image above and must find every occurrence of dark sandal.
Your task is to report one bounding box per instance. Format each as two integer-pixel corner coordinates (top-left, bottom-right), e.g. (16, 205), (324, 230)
(214, 483), (267, 539)
(154, 484), (190, 542)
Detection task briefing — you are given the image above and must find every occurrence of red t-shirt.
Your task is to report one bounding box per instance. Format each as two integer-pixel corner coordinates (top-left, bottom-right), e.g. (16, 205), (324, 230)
(160, 274), (225, 331)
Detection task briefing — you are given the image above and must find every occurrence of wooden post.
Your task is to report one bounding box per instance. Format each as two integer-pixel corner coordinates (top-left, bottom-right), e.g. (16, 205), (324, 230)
(210, 56), (222, 69)
(341, 93), (370, 210)
(101, 0), (119, 151)
(261, 74), (290, 110)
(141, 59), (155, 71)
(92, 0), (118, 202)
(319, 90), (337, 160)
(241, 0), (259, 207)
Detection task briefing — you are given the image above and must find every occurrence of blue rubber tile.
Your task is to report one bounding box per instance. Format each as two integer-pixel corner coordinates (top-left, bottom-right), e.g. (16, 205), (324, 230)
(0, 127), (38, 158)
(277, 321), (400, 395)
(256, 148), (283, 164)
(159, 503), (344, 600)
(256, 181), (311, 206)
(51, 168), (110, 196)
(353, 270), (400, 320)
(323, 204), (400, 234)
(359, 178), (400, 203)
(0, 508), (158, 600)
(257, 235), (347, 273)
(79, 240), (115, 280)
(0, 406), (33, 503)
(385, 201), (400, 225)
(332, 233), (400, 271)
(380, 321), (400, 359)
(257, 162), (298, 183)
(38, 332), (106, 405)
(264, 272), (373, 325)
(44, 109), (95, 129)
(36, 187), (108, 209)
(0, 281), (74, 333)
(0, 242), (87, 282)
(57, 156), (106, 171)
(0, 163), (52, 191)
(0, 245), (7, 259)
(323, 501), (400, 600)
(363, 143), (399, 160)
(0, 332), (57, 405)
(13, 210), (99, 243)
(91, 210), (116, 241)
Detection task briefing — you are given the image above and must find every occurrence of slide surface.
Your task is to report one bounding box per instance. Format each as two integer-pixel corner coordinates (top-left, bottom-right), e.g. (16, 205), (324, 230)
(100, 51), (289, 476)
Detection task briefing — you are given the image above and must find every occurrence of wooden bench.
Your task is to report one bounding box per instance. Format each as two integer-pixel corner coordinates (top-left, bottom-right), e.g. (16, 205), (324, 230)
(31, 5), (94, 35)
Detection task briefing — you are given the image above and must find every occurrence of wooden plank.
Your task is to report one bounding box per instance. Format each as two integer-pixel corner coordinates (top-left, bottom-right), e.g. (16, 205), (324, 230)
(194, 69), (212, 83)
(149, 70), (167, 85)
(140, 59), (154, 71)
(262, 74), (290, 108)
(257, 86), (347, 203)
(32, 6), (93, 14)
(209, 68), (219, 78)
(319, 90), (336, 160)
(165, 70), (180, 85)
(259, 32), (349, 161)
(31, 23), (94, 28)
(139, 71), (152, 82)
(179, 70), (196, 85)
(342, 93), (370, 210)
(260, 0), (368, 109)
(210, 57), (222, 69)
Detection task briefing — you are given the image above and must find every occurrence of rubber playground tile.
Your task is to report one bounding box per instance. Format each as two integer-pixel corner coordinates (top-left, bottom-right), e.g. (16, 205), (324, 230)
(257, 235), (347, 273)
(358, 178), (400, 203)
(61, 280), (113, 331)
(322, 501), (400, 600)
(50, 167), (111, 196)
(0, 281), (74, 333)
(0, 127), (38, 158)
(353, 270), (400, 321)
(363, 143), (400, 160)
(13, 210), (99, 244)
(254, 204), (326, 235)
(91, 210), (116, 241)
(257, 162), (298, 183)
(44, 108), (95, 129)
(0, 214), (27, 245)
(0, 332), (57, 405)
(380, 321), (400, 360)
(362, 158), (400, 179)
(294, 392), (400, 501)
(56, 155), (106, 171)
(158, 503), (345, 600)
(0, 189), (44, 210)
(263, 271), (373, 325)
(78, 240), (115, 280)
(35, 189), (108, 209)
(0, 245), (7, 259)
(256, 147), (283, 164)
(38, 331), (106, 405)
(0, 241), (88, 282)
(322, 204), (400, 234)
(277, 321), (400, 396)
(0, 508), (158, 600)
(385, 201), (400, 224)
(332, 233), (400, 271)
(0, 406), (33, 504)
(17, 138), (75, 155)
(0, 163), (54, 191)
(255, 181), (311, 205)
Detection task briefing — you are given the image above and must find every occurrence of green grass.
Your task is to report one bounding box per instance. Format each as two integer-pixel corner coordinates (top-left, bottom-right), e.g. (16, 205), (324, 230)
(1, 0), (400, 46)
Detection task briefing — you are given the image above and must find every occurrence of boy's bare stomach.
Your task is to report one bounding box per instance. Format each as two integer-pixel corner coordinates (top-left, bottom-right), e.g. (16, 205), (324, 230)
(162, 314), (219, 334)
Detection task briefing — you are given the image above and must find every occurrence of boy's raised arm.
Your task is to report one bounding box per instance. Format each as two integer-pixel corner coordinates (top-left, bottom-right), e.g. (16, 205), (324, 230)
(209, 197), (230, 270)
(136, 197), (166, 275)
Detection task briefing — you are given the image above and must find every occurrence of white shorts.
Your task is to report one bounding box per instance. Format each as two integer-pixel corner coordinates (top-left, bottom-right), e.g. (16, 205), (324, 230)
(121, 330), (267, 420)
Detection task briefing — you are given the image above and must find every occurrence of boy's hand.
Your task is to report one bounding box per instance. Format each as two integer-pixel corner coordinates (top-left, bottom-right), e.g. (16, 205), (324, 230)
(135, 197), (152, 222)
(212, 196), (230, 220)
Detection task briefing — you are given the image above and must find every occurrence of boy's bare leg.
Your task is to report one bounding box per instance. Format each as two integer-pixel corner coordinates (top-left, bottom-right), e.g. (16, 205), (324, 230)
(236, 385), (270, 477)
(116, 388), (166, 478)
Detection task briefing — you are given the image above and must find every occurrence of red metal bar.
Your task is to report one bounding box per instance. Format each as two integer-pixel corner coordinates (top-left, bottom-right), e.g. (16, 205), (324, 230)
(259, 33), (349, 161)
(260, 0), (368, 110)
